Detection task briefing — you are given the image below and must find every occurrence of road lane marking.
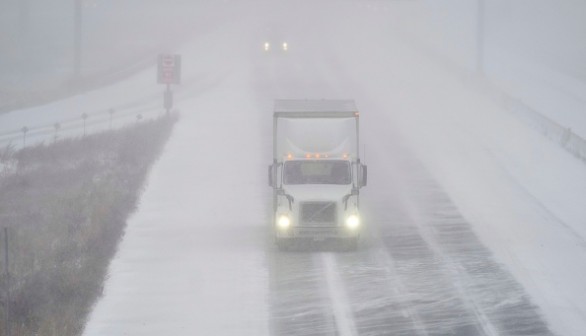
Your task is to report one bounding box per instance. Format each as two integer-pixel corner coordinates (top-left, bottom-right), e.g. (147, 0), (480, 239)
(322, 253), (358, 336)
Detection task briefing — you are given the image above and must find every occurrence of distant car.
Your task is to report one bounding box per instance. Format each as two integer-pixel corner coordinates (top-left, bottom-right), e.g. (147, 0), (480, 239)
(263, 40), (289, 53)
(261, 23), (291, 54)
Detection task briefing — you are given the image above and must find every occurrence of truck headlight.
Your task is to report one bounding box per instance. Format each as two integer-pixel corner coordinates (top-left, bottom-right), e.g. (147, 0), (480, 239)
(277, 215), (291, 229)
(345, 215), (360, 230)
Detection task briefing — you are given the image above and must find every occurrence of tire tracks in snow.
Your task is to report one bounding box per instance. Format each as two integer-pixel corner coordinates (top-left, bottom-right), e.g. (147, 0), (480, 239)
(375, 141), (555, 336)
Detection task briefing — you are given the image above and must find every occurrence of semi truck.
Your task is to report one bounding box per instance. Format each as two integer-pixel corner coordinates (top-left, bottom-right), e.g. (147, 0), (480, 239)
(268, 99), (367, 250)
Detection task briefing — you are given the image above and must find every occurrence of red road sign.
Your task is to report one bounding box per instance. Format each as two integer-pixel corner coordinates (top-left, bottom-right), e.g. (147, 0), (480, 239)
(157, 54), (181, 84)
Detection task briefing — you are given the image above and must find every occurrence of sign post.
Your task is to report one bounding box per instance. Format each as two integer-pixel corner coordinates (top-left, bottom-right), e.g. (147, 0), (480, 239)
(157, 54), (181, 114)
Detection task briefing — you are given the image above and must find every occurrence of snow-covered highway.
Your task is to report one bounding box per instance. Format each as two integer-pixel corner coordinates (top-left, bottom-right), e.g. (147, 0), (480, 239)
(4, 0), (586, 335)
(83, 1), (586, 335)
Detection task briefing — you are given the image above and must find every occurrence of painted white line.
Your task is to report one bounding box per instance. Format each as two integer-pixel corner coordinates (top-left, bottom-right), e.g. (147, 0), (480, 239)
(322, 253), (358, 336)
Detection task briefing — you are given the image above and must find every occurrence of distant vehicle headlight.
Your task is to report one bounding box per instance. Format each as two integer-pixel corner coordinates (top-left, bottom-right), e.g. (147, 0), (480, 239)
(264, 42), (270, 51)
(345, 215), (360, 230)
(282, 42), (288, 51)
(277, 215), (291, 229)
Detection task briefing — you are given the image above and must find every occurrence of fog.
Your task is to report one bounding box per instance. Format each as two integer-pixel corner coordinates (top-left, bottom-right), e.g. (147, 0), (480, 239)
(0, 1), (205, 88)
(1, 0), (586, 335)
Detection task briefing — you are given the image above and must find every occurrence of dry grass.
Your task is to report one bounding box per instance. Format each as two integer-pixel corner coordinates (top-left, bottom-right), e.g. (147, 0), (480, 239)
(0, 114), (177, 335)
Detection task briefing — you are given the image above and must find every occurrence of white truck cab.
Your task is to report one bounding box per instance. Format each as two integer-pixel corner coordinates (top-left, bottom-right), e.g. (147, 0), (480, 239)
(268, 99), (367, 250)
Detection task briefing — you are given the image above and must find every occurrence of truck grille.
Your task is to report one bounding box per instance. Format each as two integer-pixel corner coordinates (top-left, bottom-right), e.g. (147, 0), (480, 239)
(300, 202), (337, 227)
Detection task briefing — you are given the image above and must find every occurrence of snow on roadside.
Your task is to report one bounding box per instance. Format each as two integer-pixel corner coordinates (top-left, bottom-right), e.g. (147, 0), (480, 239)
(487, 48), (586, 140)
(82, 57), (271, 336)
(82, 5), (272, 335)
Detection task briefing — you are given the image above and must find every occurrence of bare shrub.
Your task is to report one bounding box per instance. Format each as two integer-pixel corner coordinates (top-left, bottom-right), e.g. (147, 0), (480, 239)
(0, 114), (178, 335)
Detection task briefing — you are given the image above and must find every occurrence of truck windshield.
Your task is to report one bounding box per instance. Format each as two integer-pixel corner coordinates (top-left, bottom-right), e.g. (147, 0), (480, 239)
(283, 160), (351, 185)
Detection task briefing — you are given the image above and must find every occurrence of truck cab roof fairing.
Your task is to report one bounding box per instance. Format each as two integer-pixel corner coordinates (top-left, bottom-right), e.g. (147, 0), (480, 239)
(274, 99), (358, 117)
(273, 99), (360, 160)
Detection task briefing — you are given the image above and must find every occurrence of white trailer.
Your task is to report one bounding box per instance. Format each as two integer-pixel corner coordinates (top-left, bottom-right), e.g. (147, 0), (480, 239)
(268, 99), (367, 250)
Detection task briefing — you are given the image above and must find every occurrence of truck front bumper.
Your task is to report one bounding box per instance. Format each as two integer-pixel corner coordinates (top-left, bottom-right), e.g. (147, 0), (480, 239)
(276, 226), (359, 239)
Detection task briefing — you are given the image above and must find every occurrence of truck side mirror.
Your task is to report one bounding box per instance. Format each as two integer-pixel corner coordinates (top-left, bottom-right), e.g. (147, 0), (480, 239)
(360, 165), (368, 187)
(268, 165), (274, 187)
(277, 189), (294, 210)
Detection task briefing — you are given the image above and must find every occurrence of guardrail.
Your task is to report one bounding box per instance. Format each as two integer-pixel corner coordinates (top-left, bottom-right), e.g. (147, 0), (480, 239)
(384, 7), (586, 165)
(504, 96), (586, 163)
(469, 73), (586, 164)
(0, 100), (165, 151)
